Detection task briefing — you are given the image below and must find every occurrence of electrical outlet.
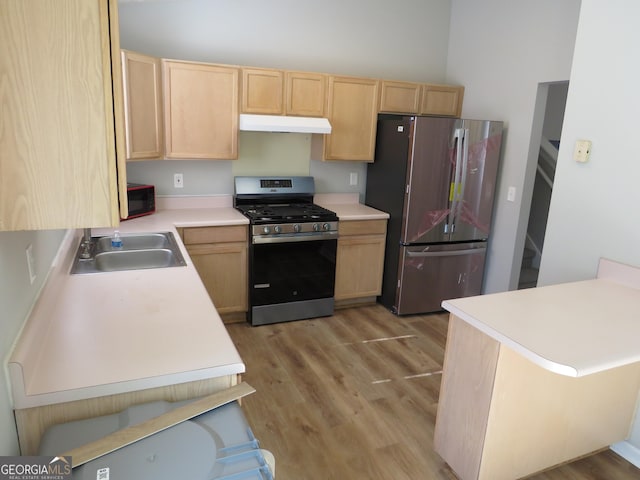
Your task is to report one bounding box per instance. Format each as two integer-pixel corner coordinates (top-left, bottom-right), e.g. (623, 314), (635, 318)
(507, 186), (516, 202)
(573, 139), (592, 163)
(174, 173), (184, 188)
(349, 172), (358, 186)
(26, 244), (36, 285)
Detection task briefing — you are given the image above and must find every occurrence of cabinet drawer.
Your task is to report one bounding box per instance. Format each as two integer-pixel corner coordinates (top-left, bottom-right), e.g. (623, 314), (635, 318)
(182, 225), (247, 245)
(339, 219), (387, 236)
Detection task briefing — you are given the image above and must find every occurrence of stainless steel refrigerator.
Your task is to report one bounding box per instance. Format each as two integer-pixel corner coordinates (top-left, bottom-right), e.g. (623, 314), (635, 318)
(366, 115), (503, 315)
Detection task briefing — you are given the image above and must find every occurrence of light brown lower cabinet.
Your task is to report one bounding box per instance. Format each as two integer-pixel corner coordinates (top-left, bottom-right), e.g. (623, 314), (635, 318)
(335, 219), (387, 306)
(182, 226), (248, 322)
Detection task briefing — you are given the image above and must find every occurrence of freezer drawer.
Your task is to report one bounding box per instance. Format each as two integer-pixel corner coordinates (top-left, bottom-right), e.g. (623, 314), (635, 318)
(395, 242), (486, 315)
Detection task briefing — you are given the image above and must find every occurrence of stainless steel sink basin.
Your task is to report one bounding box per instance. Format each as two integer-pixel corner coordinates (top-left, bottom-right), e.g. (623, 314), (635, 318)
(94, 248), (180, 272)
(95, 232), (172, 252)
(71, 231), (187, 274)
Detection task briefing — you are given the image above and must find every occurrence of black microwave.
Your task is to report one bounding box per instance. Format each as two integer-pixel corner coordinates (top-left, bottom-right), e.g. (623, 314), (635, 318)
(123, 183), (155, 220)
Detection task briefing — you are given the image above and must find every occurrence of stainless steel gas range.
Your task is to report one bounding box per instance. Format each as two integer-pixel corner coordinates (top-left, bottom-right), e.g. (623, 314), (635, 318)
(234, 176), (338, 326)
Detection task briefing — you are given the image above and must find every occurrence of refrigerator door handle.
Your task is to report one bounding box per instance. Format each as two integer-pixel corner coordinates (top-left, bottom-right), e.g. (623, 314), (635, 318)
(459, 128), (470, 214)
(451, 128), (470, 234)
(406, 247), (486, 258)
(448, 128), (465, 234)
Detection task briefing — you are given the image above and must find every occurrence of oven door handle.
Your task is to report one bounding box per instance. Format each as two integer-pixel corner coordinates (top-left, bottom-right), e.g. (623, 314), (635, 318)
(253, 231), (338, 244)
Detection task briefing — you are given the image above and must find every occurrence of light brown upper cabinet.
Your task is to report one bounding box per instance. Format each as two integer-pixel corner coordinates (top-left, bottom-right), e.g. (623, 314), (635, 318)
(121, 50), (164, 160)
(0, 0), (127, 231)
(380, 81), (464, 117)
(379, 80), (421, 114)
(285, 71), (326, 117)
(241, 68), (284, 114)
(420, 84), (464, 117)
(313, 75), (380, 162)
(163, 60), (239, 159)
(241, 68), (326, 117)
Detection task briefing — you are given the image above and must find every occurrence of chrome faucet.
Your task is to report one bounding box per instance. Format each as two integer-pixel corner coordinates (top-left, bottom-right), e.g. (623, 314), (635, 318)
(80, 228), (93, 259)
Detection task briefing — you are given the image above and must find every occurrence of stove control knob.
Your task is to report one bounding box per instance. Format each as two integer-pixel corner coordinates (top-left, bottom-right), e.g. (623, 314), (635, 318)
(293, 224), (301, 233)
(313, 223), (320, 232)
(322, 223), (330, 231)
(263, 226), (271, 234)
(274, 225), (282, 234)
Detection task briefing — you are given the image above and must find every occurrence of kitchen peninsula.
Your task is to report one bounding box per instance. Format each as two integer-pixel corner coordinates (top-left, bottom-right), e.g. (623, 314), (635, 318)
(434, 258), (640, 480)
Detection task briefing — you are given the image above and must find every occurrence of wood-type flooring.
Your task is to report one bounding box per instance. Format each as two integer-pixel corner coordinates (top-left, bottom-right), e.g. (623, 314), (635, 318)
(226, 304), (640, 480)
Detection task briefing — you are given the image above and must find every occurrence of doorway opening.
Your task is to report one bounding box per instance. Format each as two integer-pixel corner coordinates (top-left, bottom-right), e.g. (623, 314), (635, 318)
(518, 81), (568, 289)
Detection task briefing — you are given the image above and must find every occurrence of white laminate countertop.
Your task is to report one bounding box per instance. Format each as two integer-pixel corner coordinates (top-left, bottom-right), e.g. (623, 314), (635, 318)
(9, 204), (249, 409)
(314, 193), (390, 221)
(442, 260), (640, 377)
(9, 194), (389, 409)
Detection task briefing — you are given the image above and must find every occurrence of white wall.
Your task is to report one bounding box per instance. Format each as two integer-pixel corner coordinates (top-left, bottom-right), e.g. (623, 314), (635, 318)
(446, 0), (581, 293)
(127, 133), (367, 200)
(118, 0), (452, 199)
(538, 1), (640, 460)
(0, 229), (65, 454)
(118, 0), (451, 82)
(539, 1), (640, 284)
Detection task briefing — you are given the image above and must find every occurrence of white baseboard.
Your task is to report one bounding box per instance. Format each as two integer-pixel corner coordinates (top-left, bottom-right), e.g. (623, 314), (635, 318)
(611, 441), (640, 469)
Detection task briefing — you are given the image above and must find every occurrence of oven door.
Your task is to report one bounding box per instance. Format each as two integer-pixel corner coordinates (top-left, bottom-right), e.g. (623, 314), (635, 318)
(249, 237), (337, 324)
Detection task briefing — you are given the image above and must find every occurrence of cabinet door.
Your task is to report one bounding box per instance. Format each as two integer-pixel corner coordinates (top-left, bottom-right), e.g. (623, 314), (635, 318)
(379, 80), (421, 114)
(323, 76), (380, 161)
(1, 0), (124, 230)
(121, 50), (164, 160)
(241, 68), (283, 114)
(335, 234), (386, 300)
(420, 84), (464, 117)
(187, 242), (248, 315)
(163, 61), (238, 159)
(285, 71), (326, 117)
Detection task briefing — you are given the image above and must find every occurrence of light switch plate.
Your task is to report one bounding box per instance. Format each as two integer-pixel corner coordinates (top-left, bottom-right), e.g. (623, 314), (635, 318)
(573, 139), (592, 163)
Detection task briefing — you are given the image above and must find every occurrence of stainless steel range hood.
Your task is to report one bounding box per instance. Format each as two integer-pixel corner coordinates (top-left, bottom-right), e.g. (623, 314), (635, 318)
(239, 114), (332, 134)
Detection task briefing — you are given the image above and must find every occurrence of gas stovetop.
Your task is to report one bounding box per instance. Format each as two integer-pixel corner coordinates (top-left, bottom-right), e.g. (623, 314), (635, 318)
(233, 176), (338, 229)
(235, 203), (338, 224)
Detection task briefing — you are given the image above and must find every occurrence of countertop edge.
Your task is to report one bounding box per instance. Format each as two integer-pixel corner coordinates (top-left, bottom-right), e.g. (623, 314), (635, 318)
(442, 270), (640, 378)
(319, 203), (390, 221)
(9, 362), (245, 410)
(442, 302), (580, 377)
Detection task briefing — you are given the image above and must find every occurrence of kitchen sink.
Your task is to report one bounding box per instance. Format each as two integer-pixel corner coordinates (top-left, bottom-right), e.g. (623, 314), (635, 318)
(95, 232), (172, 252)
(71, 231), (187, 274)
(94, 248), (180, 272)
